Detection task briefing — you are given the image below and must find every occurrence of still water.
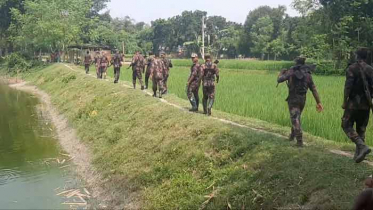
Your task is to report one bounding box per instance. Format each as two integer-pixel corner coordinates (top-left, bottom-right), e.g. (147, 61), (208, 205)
(0, 83), (69, 209)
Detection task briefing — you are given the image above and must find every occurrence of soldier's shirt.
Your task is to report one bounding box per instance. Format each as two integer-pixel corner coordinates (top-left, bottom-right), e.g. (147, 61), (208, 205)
(201, 63), (219, 87)
(84, 55), (91, 65)
(278, 66), (320, 106)
(151, 59), (165, 80)
(344, 61), (373, 110)
(189, 63), (201, 87)
(132, 54), (145, 68)
(112, 54), (123, 68)
(162, 58), (173, 74)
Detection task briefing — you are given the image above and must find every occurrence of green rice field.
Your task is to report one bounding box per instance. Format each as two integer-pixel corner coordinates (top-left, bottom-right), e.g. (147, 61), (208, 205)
(102, 63), (364, 145)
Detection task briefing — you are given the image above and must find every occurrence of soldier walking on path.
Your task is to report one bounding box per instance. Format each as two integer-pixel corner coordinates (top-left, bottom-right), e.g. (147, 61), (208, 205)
(145, 52), (155, 89)
(84, 51), (92, 74)
(277, 56), (324, 148)
(130, 51), (145, 90)
(160, 51), (173, 94)
(94, 51), (101, 79)
(187, 53), (202, 112)
(151, 57), (165, 98)
(342, 48), (372, 163)
(111, 50), (123, 84)
(100, 52), (110, 79)
(201, 55), (219, 116)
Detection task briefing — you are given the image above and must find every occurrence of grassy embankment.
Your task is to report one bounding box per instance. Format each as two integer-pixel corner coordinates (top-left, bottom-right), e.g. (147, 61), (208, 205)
(9, 63), (373, 209)
(103, 60), (370, 146)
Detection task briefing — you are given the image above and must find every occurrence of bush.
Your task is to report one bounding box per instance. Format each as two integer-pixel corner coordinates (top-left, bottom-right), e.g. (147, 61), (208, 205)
(4, 53), (32, 73)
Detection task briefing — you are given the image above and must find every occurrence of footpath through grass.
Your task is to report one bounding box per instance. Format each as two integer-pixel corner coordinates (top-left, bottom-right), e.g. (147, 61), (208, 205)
(9, 63), (373, 209)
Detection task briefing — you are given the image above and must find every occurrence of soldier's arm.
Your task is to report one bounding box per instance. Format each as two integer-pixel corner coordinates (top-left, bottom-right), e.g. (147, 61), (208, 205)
(308, 74), (321, 104)
(343, 67), (355, 107)
(277, 69), (292, 83)
(216, 66), (220, 83)
(187, 66), (197, 86)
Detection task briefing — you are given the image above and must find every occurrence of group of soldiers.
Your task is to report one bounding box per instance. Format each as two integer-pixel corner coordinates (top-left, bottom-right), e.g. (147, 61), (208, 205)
(278, 47), (373, 164)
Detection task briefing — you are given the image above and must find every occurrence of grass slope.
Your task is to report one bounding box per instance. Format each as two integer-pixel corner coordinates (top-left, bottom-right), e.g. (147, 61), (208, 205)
(16, 64), (373, 209)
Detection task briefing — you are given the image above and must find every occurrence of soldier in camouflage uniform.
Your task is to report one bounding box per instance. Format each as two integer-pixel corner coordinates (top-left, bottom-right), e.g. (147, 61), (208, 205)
(151, 57), (165, 98)
(145, 52), (155, 89)
(100, 53), (110, 79)
(277, 56), (324, 147)
(342, 48), (372, 163)
(201, 55), (219, 116)
(111, 50), (123, 84)
(84, 51), (92, 74)
(187, 53), (202, 112)
(94, 51), (101, 79)
(130, 51), (145, 90)
(160, 51), (173, 94)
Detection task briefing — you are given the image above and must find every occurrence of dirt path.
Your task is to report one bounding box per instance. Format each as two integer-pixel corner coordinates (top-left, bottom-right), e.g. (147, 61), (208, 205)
(8, 81), (135, 209)
(63, 64), (373, 166)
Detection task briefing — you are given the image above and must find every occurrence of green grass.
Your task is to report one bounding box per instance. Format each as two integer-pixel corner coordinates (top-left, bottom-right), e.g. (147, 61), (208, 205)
(102, 64), (366, 146)
(15, 63), (373, 209)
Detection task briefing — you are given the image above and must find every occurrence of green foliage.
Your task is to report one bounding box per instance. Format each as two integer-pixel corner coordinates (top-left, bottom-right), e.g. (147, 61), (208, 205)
(4, 53), (31, 72)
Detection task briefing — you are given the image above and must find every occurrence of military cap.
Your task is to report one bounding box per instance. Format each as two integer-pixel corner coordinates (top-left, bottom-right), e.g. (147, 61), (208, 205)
(191, 53), (198, 58)
(204, 54), (212, 60)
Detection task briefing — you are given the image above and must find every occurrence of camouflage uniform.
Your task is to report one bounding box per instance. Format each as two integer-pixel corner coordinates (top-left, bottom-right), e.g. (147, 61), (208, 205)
(201, 62), (219, 115)
(151, 59), (165, 98)
(145, 55), (155, 89)
(342, 60), (373, 162)
(111, 53), (123, 83)
(84, 54), (91, 74)
(100, 55), (110, 79)
(187, 63), (201, 111)
(277, 65), (321, 147)
(131, 53), (145, 89)
(161, 57), (173, 93)
(94, 54), (101, 79)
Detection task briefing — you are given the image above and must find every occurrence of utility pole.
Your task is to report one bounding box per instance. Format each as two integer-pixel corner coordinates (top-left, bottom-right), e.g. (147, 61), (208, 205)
(202, 16), (205, 59)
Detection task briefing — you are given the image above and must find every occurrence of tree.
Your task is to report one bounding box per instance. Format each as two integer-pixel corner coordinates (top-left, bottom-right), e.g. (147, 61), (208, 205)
(9, 0), (91, 53)
(250, 16), (274, 60)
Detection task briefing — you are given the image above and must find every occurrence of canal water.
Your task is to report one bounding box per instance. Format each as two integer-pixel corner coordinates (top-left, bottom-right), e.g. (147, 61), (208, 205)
(0, 83), (71, 209)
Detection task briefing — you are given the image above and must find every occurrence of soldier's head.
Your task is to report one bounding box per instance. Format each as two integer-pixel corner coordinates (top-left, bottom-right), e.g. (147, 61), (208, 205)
(204, 54), (212, 63)
(356, 47), (369, 61)
(86, 51), (89, 54)
(191, 53), (198, 63)
(295, 56), (306, 65)
(160, 51), (166, 58)
(115, 49), (119, 54)
(149, 52), (154, 57)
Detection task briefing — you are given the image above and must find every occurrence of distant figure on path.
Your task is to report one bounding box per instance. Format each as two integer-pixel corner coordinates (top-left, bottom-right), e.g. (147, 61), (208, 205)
(342, 48), (372, 163)
(94, 51), (101, 79)
(145, 52), (155, 89)
(111, 50), (123, 84)
(130, 51), (145, 90)
(187, 53), (202, 112)
(201, 54), (219, 116)
(100, 52), (110, 79)
(151, 56), (165, 98)
(160, 51), (173, 94)
(277, 56), (323, 147)
(84, 51), (92, 74)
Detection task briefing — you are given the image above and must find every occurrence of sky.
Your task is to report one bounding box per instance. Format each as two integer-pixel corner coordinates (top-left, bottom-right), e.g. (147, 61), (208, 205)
(107, 0), (299, 24)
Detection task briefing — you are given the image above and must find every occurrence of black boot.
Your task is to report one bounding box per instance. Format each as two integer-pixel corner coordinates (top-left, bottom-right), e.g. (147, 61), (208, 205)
(159, 90), (163, 98)
(355, 138), (371, 163)
(153, 91), (156, 97)
(133, 83), (136, 89)
(203, 98), (208, 114)
(189, 98), (198, 112)
(141, 86), (145, 90)
(207, 99), (214, 116)
(289, 133), (295, 141)
(296, 139), (304, 147)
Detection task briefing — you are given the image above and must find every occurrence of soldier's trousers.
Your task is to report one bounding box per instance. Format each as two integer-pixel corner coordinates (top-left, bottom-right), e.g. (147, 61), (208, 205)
(132, 69), (143, 87)
(163, 73), (169, 91)
(152, 78), (164, 94)
(114, 67), (121, 83)
(85, 64), (90, 74)
(96, 65), (100, 78)
(187, 86), (200, 107)
(342, 109), (370, 143)
(145, 71), (151, 88)
(288, 103), (305, 141)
